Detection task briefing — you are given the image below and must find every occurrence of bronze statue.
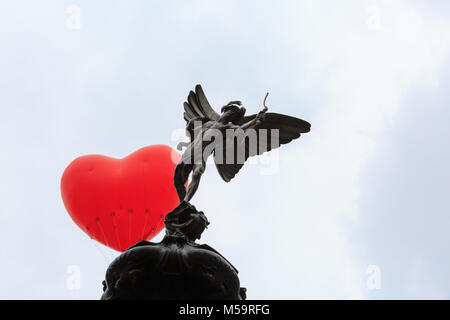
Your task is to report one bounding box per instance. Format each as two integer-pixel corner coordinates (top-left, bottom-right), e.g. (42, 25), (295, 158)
(101, 84), (311, 300)
(174, 84), (311, 202)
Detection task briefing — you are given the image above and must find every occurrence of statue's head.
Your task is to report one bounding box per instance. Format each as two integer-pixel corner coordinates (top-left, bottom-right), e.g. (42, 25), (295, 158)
(219, 101), (246, 124)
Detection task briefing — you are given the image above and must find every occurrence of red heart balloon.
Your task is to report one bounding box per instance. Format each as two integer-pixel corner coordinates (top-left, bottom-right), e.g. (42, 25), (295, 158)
(61, 145), (182, 252)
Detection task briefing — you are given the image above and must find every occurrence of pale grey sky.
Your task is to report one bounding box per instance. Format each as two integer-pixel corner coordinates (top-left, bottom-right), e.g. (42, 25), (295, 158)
(0, 0), (449, 299)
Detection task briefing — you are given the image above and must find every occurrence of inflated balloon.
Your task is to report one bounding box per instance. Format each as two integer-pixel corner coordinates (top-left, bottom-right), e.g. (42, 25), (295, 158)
(61, 145), (182, 252)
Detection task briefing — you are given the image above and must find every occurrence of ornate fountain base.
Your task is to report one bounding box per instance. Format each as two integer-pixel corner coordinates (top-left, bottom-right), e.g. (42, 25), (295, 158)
(101, 201), (246, 300)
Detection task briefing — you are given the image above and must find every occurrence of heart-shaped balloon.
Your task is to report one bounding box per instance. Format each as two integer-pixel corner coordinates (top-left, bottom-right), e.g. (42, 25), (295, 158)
(61, 145), (182, 251)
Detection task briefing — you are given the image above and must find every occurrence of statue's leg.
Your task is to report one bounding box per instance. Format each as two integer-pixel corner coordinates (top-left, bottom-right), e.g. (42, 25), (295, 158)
(184, 163), (205, 202)
(174, 162), (192, 202)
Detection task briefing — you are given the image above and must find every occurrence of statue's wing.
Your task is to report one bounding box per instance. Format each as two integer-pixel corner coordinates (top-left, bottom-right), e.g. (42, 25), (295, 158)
(183, 84), (220, 123)
(214, 112), (311, 182)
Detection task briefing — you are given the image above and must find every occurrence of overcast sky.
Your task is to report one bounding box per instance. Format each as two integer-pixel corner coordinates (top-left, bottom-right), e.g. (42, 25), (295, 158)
(1, 0), (450, 299)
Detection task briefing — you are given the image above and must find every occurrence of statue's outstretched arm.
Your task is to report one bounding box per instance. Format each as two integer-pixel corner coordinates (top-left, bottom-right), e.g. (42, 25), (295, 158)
(240, 108), (268, 130)
(239, 93), (270, 130)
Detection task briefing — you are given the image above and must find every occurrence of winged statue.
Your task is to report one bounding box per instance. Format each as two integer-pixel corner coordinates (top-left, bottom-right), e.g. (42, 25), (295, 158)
(174, 84), (311, 202)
